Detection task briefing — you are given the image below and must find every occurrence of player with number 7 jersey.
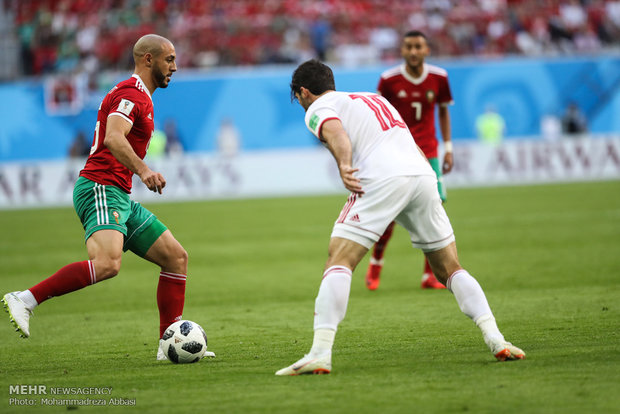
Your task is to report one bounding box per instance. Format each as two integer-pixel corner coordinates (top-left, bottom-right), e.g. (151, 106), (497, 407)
(81, 74), (155, 194)
(366, 30), (454, 291)
(377, 63), (452, 160)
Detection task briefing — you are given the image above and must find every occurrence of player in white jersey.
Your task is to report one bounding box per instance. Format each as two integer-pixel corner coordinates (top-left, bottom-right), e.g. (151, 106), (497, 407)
(276, 60), (524, 376)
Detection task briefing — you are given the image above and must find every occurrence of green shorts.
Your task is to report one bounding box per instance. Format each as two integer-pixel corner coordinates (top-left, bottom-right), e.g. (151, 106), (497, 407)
(428, 157), (447, 202)
(73, 176), (167, 257)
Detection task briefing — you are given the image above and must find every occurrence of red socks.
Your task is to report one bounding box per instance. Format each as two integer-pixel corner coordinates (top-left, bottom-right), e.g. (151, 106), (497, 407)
(157, 272), (186, 338)
(29, 261), (95, 304)
(372, 221), (395, 261)
(28, 262), (186, 338)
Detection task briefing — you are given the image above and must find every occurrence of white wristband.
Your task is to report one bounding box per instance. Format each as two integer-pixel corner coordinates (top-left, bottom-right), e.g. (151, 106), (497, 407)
(444, 141), (453, 153)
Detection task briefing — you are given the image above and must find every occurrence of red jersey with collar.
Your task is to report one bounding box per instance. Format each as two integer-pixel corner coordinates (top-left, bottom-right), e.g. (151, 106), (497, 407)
(80, 74), (154, 193)
(377, 63), (453, 159)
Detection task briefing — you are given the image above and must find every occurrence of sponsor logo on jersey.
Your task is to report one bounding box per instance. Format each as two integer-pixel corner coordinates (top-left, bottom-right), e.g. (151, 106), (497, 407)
(426, 90), (435, 103)
(117, 99), (135, 116)
(147, 113), (152, 120)
(397, 90), (407, 98)
(309, 114), (319, 132)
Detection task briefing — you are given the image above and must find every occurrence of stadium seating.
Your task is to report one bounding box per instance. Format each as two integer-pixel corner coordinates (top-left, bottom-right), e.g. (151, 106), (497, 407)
(8, 0), (620, 76)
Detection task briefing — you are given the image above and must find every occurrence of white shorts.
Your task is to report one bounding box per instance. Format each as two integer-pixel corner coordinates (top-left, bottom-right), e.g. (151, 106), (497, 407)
(331, 175), (455, 252)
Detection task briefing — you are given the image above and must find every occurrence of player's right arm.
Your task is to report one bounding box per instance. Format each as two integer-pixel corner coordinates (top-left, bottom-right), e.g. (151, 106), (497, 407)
(320, 119), (364, 196)
(104, 115), (166, 194)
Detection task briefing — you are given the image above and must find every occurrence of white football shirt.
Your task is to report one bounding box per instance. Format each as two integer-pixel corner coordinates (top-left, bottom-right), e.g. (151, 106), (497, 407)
(305, 91), (436, 180)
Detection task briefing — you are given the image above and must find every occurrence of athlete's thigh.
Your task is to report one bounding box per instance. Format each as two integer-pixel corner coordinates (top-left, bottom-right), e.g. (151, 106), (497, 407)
(142, 229), (185, 268)
(86, 229), (124, 261)
(395, 175), (454, 252)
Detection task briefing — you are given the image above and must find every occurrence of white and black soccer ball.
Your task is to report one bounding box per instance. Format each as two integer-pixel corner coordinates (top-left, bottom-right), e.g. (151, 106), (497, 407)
(161, 320), (208, 363)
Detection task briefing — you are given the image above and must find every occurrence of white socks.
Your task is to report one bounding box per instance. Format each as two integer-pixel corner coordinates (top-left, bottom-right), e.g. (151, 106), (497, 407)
(448, 269), (504, 343)
(447, 269), (491, 321)
(476, 314), (505, 345)
(310, 329), (336, 357)
(310, 266), (352, 355)
(308, 267), (506, 357)
(313, 266), (352, 331)
(17, 290), (38, 311)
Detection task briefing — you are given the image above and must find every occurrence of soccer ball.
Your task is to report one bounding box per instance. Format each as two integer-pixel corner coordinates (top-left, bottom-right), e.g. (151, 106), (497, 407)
(161, 320), (208, 363)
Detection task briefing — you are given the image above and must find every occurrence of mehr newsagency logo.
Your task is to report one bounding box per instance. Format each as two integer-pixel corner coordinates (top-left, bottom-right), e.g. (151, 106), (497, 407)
(8, 384), (136, 407)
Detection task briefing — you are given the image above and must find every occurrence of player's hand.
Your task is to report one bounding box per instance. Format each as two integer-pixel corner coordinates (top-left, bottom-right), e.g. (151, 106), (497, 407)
(140, 168), (167, 194)
(340, 165), (364, 196)
(442, 152), (453, 174)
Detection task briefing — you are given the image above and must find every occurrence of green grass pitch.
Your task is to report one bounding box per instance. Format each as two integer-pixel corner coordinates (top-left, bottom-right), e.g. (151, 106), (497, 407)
(1, 180), (619, 413)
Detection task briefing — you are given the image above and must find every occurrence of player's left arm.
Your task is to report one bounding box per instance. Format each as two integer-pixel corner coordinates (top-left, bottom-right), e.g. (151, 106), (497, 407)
(438, 104), (453, 174)
(320, 119), (364, 196)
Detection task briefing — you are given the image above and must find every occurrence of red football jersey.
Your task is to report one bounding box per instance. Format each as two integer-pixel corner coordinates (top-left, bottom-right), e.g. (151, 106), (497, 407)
(80, 74), (154, 193)
(377, 63), (453, 158)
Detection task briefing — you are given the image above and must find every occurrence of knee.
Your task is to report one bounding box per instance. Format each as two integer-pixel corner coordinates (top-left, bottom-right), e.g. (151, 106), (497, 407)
(94, 256), (122, 281)
(426, 257), (461, 285)
(176, 246), (188, 270)
(164, 244), (188, 274)
(433, 262), (462, 285)
(325, 241), (367, 272)
(424, 242), (462, 285)
(325, 253), (357, 272)
(326, 252), (347, 271)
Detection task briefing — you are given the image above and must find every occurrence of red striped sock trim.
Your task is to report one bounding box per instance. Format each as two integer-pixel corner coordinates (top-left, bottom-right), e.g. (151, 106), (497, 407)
(88, 260), (96, 285)
(446, 269), (466, 291)
(160, 272), (187, 281)
(322, 265), (352, 280)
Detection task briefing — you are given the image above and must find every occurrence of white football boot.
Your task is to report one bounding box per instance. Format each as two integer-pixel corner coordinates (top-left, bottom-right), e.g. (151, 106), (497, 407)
(156, 339), (216, 361)
(486, 337), (526, 361)
(2, 292), (32, 338)
(275, 353), (332, 376)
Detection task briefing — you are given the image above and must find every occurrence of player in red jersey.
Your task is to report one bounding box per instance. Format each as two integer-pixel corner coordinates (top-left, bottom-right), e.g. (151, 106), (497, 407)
(2, 34), (213, 360)
(365, 30), (454, 290)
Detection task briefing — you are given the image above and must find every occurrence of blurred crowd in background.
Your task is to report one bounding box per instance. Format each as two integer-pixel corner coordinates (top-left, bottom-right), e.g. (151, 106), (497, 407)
(5, 0), (620, 78)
